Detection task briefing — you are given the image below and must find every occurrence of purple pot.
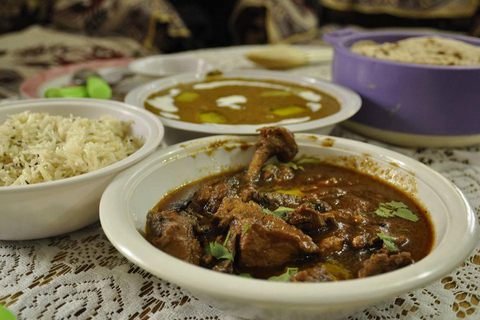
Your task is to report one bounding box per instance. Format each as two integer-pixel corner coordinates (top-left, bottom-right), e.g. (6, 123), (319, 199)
(324, 29), (480, 143)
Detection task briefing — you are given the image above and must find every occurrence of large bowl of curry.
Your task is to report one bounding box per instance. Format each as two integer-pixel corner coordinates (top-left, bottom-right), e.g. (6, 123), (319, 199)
(125, 70), (361, 144)
(100, 128), (477, 320)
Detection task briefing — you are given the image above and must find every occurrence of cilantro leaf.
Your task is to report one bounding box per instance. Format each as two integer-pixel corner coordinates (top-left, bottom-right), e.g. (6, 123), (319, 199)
(268, 267), (299, 282)
(374, 206), (396, 218)
(261, 206), (294, 219)
(390, 201), (408, 208)
(279, 162), (304, 171)
(239, 273), (253, 278)
(377, 233), (398, 252)
(207, 231), (234, 261)
(394, 207), (419, 222)
(223, 230), (231, 246)
(242, 224), (251, 237)
(274, 206), (295, 214)
(296, 157), (321, 165)
(261, 164), (277, 172)
(372, 201), (418, 222)
(209, 242), (234, 261)
(262, 207), (275, 215)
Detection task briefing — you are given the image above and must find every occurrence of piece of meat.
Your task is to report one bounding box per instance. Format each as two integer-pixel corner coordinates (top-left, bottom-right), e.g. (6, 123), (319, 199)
(245, 127), (298, 182)
(325, 193), (383, 214)
(252, 191), (332, 212)
(260, 164), (295, 183)
(324, 209), (382, 251)
(290, 265), (335, 282)
(358, 250), (414, 278)
(252, 191), (304, 209)
(284, 203), (333, 230)
(215, 197), (319, 268)
(318, 235), (346, 256)
(146, 210), (202, 265)
(190, 175), (244, 214)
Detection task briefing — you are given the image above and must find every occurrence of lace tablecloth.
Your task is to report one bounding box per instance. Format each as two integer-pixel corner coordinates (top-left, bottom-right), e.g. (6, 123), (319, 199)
(1, 46), (479, 320)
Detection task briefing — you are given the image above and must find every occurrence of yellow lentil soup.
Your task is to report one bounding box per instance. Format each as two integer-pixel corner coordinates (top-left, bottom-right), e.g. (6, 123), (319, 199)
(144, 77), (341, 125)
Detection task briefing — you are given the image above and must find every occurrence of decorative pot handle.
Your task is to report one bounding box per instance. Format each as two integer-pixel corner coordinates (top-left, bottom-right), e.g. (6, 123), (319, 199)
(323, 29), (357, 47)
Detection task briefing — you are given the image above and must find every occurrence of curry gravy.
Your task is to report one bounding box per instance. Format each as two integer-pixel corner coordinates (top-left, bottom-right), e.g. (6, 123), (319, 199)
(144, 77), (341, 125)
(150, 162), (434, 280)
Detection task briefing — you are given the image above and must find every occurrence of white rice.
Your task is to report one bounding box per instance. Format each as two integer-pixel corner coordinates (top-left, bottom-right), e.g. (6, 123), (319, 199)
(0, 111), (143, 186)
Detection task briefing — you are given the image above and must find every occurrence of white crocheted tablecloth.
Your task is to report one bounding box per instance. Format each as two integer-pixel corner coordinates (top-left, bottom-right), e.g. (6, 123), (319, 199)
(1, 46), (479, 320)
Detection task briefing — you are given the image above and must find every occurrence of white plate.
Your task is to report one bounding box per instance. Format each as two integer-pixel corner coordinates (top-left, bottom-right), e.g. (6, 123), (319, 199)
(124, 70), (361, 144)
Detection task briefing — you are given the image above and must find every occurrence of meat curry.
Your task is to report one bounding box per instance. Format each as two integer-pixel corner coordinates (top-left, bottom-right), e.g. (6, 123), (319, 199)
(146, 127), (434, 282)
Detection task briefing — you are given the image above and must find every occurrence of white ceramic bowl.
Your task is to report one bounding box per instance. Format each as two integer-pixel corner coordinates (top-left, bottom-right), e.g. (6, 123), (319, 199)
(100, 134), (477, 320)
(129, 56), (215, 78)
(0, 99), (164, 240)
(125, 70), (362, 145)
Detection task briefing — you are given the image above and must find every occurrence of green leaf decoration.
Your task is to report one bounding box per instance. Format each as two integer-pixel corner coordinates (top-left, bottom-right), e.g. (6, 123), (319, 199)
(390, 201), (408, 208)
(262, 208), (275, 215)
(372, 201), (418, 222)
(207, 230), (234, 261)
(239, 273), (253, 278)
(209, 242), (234, 261)
(296, 157), (321, 165)
(261, 164), (277, 172)
(374, 207), (396, 218)
(223, 230), (231, 246)
(274, 206), (295, 214)
(262, 206), (294, 219)
(377, 233), (398, 252)
(268, 268), (299, 282)
(394, 207), (419, 222)
(279, 162), (304, 171)
(0, 305), (16, 320)
(242, 224), (251, 237)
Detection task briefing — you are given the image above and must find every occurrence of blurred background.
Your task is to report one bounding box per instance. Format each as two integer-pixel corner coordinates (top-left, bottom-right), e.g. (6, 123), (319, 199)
(1, 0), (480, 98)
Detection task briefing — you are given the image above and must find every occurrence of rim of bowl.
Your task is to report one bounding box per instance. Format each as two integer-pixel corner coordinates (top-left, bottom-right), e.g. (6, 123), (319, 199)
(100, 134), (478, 307)
(330, 30), (480, 71)
(129, 56), (215, 77)
(124, 70), (362, 134)
(0, 98), (164, 192)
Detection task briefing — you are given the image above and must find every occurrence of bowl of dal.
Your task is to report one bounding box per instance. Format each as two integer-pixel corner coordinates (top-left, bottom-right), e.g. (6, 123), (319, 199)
(125, 70), (361, 145)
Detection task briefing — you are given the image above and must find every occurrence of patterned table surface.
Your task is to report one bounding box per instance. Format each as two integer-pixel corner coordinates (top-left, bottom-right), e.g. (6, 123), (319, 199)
(1, 46), (479, 320)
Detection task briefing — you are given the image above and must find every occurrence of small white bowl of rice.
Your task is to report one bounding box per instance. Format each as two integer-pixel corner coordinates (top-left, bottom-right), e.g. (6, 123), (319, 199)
(0, 98), (164, 240)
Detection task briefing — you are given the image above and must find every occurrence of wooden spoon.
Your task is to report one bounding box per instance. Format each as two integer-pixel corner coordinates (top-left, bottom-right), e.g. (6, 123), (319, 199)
(246, 46), (333, 69)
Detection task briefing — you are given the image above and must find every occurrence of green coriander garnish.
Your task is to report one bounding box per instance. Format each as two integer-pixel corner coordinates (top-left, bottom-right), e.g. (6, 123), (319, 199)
(239, 273), (253, 278)
(393, 228), (409, 232)
(279, 162), (304, 171)
(207, 230), (234, 261)
(373, 201), (419, 222)
(268, 267), (299, 282)
(377, 233), (398, 252)
(262, 206), (295, 218)
(261, 164), (277, 171)
(296, 157), (321, 165)
(242, 224), (251, 237)
(223, 230), (231, 246)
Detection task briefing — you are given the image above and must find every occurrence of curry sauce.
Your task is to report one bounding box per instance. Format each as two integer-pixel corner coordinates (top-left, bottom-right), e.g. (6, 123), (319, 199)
(144, 77), (341, 125)
(146, 127), (434, 282)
